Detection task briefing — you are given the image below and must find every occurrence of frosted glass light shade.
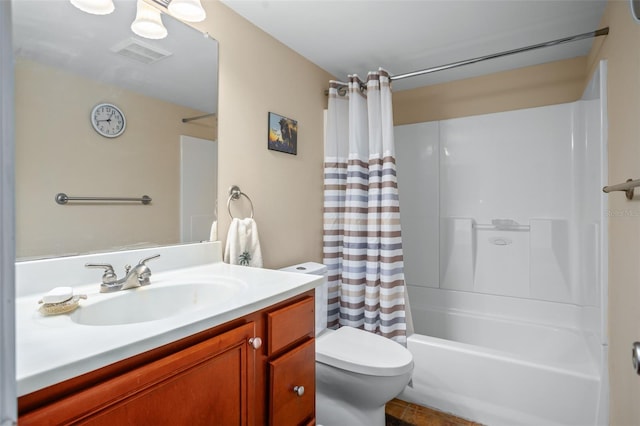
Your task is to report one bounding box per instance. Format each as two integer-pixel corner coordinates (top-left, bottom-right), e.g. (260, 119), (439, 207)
(131, 0), (168, 40)
(168, 0), (206, 22)
(69, 0), (114, 15)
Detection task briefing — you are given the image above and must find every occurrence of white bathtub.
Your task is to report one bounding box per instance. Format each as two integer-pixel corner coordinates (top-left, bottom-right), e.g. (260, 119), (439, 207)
(399, 287), (607, 426)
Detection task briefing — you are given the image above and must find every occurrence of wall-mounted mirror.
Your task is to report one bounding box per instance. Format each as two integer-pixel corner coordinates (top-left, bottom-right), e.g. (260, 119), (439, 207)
(12, 0), (219, 260)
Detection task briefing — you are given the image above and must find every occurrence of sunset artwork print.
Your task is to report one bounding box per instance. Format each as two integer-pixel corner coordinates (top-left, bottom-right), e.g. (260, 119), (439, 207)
(268, 112), (297, 155)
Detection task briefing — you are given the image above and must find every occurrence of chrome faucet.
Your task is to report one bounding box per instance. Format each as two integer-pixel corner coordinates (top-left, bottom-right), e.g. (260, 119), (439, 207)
(86, 254), (160, 293)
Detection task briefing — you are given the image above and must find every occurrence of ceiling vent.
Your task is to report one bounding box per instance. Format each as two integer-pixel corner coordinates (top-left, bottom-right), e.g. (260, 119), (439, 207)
(110, 38), (173, 64)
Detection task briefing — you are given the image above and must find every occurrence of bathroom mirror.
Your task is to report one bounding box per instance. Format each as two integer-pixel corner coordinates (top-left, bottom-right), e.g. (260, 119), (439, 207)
(12, 0), (219, 260)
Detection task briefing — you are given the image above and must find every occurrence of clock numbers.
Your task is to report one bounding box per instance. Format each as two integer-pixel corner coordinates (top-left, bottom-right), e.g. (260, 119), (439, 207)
(91, 103), (126, 138)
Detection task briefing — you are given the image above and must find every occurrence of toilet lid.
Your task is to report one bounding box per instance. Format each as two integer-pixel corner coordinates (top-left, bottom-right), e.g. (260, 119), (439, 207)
(316, 326), (413, 377)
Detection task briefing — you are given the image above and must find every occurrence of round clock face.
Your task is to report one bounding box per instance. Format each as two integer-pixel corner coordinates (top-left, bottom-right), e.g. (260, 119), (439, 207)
(91, 103), (126, 138)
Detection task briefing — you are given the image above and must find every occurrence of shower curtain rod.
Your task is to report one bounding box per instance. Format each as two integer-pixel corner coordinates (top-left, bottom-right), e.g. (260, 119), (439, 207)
(391, 27), (608, 82)
(326, 27), (608, 93)
(182, 112), (216, 123)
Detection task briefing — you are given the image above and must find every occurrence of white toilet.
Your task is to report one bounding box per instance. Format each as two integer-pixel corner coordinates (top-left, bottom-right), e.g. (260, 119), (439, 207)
(280, 262), (414, 426)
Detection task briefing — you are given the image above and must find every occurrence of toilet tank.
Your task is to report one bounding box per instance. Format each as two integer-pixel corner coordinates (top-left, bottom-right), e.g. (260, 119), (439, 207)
(280, 262), (327, 337)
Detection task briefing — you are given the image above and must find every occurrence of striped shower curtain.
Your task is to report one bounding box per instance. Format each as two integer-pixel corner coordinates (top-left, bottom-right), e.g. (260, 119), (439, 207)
(323, 70), (406, 344)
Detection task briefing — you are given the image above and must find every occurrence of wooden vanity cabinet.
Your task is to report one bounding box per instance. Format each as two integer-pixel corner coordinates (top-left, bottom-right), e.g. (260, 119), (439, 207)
(18, 290), (316, 426)
(266, 296), (316, 426)
(19, 322), (257, 425)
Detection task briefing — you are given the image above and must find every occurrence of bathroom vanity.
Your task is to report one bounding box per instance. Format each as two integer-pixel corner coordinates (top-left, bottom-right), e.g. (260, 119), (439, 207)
(15, 242), (319, 425)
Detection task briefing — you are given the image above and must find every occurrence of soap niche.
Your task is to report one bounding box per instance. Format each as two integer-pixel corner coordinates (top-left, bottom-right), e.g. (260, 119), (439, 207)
(439, 217), (572, 302)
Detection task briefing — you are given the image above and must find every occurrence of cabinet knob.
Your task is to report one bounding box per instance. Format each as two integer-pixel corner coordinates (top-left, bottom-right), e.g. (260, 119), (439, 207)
(633, 342), (640, 375)
(248, 337), (262, 349)
(293, 385), (305, 397)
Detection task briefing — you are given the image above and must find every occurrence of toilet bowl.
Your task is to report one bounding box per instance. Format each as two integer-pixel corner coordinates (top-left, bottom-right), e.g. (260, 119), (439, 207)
(280, 262), (414, 426)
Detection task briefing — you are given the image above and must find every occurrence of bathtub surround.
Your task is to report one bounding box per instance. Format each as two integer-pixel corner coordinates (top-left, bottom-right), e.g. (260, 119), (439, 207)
(403, 301), (601, 426)
(323, 73), (407, 343)
(396, 63), (607, 426)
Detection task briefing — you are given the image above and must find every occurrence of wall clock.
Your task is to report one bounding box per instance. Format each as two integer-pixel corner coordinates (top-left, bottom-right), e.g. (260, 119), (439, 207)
(91, 103), (126, 138)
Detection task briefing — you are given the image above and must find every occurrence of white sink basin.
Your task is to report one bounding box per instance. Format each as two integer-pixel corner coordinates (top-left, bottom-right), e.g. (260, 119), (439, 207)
(70, 281), (242, 326)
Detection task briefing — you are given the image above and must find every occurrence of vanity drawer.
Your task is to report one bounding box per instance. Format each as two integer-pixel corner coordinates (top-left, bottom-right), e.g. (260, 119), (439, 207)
(269, 339), (315, 426)
(267, 296), (314, 356)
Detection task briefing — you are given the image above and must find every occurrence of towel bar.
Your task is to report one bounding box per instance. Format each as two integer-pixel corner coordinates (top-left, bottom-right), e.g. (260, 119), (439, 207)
(602, 178), (640, 200)
(55, 193), (152, 205)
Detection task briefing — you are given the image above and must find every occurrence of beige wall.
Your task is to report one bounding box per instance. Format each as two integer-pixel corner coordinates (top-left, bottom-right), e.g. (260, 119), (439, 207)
(393, 56), (587, 124)
(193, 2), (334, 269)
(586, 1), (640, 424)
(15, 59), (216, 258)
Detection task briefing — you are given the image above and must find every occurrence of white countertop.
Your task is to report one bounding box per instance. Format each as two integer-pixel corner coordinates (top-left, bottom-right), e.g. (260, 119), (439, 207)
(16, 261), (321, 396)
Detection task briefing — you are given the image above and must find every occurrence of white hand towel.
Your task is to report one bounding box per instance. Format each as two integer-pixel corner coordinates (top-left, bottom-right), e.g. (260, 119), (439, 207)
(224, 218), (263, 267)
(209, 220), (217, 241)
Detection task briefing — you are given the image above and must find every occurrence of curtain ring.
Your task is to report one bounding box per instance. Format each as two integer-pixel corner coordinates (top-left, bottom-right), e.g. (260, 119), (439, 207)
(227, 185), (254, 219)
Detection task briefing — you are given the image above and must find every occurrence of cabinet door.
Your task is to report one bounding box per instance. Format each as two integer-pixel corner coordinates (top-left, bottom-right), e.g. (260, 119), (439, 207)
(269, 339), (315, 426)
(20, 322), (257, 426)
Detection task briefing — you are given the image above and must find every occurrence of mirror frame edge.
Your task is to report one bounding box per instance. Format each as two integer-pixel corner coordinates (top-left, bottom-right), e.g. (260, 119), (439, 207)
(1, 0), (17, 422)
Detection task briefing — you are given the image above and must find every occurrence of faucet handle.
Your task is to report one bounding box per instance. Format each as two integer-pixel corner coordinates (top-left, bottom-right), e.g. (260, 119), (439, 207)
(134, 254), (160, 286)
(85, 263), (118, 284)
(138, 254), (160, 266)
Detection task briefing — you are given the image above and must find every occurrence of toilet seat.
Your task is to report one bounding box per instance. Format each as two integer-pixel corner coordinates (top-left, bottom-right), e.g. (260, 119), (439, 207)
(316, 326), (413, 377)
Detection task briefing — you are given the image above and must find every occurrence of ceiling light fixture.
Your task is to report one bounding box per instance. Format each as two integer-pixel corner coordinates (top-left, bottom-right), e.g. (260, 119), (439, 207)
(69, 0), (115, 15)
(131, 0), (168, 40)
(168, 0), (206, 23)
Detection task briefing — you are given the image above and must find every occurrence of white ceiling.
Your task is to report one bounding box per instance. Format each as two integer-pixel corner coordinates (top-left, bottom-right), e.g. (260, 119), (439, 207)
(12, 0), (218, 113)
(221, 0), (608, 92)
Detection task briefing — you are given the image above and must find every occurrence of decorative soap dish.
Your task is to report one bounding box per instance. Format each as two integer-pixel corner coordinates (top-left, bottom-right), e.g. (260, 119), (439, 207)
(38, 286), (87, 316)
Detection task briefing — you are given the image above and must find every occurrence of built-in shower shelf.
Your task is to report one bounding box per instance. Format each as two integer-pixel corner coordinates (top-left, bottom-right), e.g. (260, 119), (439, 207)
(473, 219), (530, 231)
(474, 224), (530, 231)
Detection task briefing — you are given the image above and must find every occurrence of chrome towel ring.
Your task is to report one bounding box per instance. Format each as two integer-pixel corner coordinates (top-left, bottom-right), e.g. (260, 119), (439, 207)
(227, 185), (254, 219)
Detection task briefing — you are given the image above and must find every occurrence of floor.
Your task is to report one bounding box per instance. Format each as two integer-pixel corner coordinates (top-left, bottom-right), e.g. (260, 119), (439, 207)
(385, 399), (483, 426)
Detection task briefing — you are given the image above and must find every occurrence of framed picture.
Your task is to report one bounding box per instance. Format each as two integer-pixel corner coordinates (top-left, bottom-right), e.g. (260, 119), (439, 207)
(268, 112), (297, 155)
